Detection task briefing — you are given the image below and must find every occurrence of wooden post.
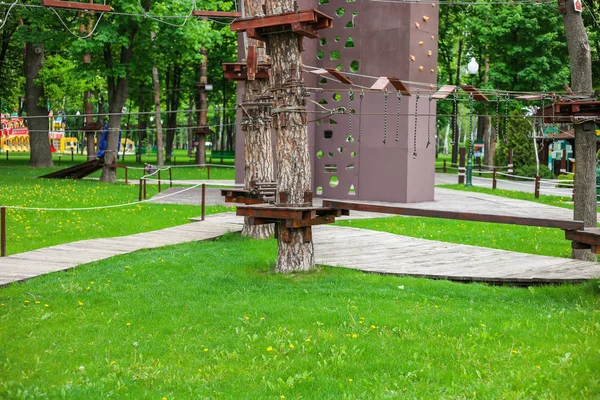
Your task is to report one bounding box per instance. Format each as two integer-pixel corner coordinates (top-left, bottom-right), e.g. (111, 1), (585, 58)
(143, 178), (147, 200)
(71, 147), (74, 161)
(492, 167), (497, 189)
(458, 147), (466, 185)
(5, 151), (8, 161)
(139, 179), (143, 201)
(560, 148), (567, 174)
(125, 166), (128, 184)
(535, 175), (541, 198)
(158, 170), (162, 193)
(169, 168), (173, 188)
(507, 149), (514, 179)
(201, 183), (206, 221)
(207, 165), (211, 180)
(443, 160), (447, 173)
(58, 156), (62, 166)
(1, 206), (6, 257)
(173, 156), (176, 166)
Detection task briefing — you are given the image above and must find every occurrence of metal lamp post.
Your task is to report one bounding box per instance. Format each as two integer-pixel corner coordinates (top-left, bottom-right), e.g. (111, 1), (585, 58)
(465, 57), (479, 187)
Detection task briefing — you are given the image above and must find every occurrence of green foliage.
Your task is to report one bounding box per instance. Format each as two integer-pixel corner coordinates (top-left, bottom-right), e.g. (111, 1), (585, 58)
(494, 111), (535, 168)
(514, 164), (554, 179)
(557, 173), (575, 188)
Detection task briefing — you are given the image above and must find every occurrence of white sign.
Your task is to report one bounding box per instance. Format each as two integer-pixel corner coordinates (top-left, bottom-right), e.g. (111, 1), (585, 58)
(574, 0), (582, 12)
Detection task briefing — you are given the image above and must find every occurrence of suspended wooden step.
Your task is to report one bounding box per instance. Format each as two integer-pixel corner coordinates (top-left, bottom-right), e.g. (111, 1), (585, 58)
(192, 10), (242, 18)
(371, 77), (411, 95)
(432, 85), (457, 100)
(230, 9), (333, 41)
(459, 84), (489, 102)
(41, 0), (111, 12)
(309, 68), (352, 85)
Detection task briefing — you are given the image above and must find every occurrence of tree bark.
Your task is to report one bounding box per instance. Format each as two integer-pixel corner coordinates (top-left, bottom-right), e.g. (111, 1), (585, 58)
(265, 0), (314, 271)
(165, 62), (181, 162)
(451, 39), (463, 167)
(562, 0), (596, 260)
(240, 0), (276, 239)
(24, 42), (53, 168)
(151, 31), (164, 167)
(195, 49), (208, 165)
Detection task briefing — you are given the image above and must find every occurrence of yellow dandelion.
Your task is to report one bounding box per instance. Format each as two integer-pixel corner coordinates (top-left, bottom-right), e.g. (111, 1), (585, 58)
(352, 334), (358, 339)
(480, 324), (486, 327)
(512, 350), (518, 354)
(204, 348), (208, 352)
(349, 378), (353, 382)
(35, 301), (40, 304)
(24, 300), (29, 303)
(370, 325), (376, 329)
(267, 346), (273, 352)
(44, 304), (49, 307)
(281, 396), (286, 399)
(126, 322), (131, 326)
(78, 300), (84, 306)
(305, 338), (311, 342)
(289, 343), (295, 349)
(244, 316), (249, 320)
(536, 365), (541, 369)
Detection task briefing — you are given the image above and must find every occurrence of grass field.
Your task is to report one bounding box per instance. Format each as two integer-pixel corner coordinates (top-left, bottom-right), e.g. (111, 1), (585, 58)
(1, 234), (598, 398)
(0, 166), (232, 255)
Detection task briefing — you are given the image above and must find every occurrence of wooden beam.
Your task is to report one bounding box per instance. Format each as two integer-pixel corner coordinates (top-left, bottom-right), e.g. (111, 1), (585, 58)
(322, 200), (584, 230)
(192, 10), (242, 18)
(41, 0), (111, 12)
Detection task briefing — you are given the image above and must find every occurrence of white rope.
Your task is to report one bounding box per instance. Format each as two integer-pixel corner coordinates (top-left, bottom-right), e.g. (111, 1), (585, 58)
(50, 9), (105, 39)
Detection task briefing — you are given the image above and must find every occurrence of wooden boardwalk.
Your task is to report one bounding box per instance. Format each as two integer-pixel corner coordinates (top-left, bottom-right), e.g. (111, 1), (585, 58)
(313, 225), (600, 284)
(2, 211), (600, 287)
(0, 220), (241, 286)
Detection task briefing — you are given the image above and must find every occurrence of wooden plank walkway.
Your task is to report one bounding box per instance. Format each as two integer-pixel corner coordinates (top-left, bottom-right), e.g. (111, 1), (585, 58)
(0, 220), (242, 286)
(2, 212), (600, 287)
(313, 225), (600, 284)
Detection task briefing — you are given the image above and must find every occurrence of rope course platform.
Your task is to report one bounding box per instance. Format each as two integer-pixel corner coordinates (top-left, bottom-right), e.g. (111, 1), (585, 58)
(223, 46), (270, 81)
(236, 202), (348, 243)
(221, 181), (277, 205)
(230, 9), (334, 41)
(538, 100), (600, 123)
(41, 0), (110, 12)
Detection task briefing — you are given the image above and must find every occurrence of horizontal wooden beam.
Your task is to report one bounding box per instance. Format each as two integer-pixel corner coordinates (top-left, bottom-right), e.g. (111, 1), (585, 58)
(41, 0), (111, 12)
(322, 200), (584, 230)
(230, 9), (333, 41)
(192, 10), (242, 18)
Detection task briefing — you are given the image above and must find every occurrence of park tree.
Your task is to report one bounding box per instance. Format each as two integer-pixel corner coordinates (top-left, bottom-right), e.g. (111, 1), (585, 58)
(562, 0), (596, 260)
(240, 0), (275, 239)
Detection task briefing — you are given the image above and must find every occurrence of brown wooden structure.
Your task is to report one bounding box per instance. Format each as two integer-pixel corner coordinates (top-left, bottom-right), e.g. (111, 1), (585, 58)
(221, 181), (277, 205)
(192, 10), (242, 18)
(41, 0), (110, 12)
(223, 62), (270, 81)
(230, 9), (333, 41)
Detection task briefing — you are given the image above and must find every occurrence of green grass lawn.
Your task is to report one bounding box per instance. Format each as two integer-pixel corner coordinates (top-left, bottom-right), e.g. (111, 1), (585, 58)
(1, 234), (598, 398)
(0, 166), (232, 255)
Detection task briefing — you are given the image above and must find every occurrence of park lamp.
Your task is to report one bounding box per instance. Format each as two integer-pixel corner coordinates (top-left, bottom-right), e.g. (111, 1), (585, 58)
(465, 57), (479, 187)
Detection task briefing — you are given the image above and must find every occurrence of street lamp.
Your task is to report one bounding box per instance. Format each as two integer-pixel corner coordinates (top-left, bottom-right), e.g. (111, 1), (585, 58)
(465, 57), (479, 187)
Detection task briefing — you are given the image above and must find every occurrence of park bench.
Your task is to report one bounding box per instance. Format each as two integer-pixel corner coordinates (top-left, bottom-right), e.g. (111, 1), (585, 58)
(322, 200), (600, 258)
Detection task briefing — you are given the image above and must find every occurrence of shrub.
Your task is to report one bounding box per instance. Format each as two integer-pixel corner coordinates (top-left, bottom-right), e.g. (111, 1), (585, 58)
(556, 173), (574, 188)
(514, 164), (554, 180)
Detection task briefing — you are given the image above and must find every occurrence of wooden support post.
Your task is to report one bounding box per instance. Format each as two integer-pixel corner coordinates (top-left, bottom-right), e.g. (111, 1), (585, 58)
(458, 147), (466, 185)
(71, 148), (74, 161)
(139, 179), (143, 201)
(493, 167), (497, 189)
(1, 206), (6, 257)
(535, 175), (541, 198)
(125, 166), (128, 184)
(207, 165), (211, 180)
(169, 168), (173, 188)
(560, 148), (567, 174)
(443, 160), (447, 173)
(201, 183), (206, 221)
(58, 156), (62, 166)
(507, 149), (514, 179)
(144, 178), (147, 200)
(158, 170), (162, 193)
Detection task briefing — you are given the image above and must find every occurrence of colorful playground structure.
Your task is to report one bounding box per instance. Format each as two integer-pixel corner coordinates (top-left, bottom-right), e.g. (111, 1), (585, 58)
(0, 114), (29, 152)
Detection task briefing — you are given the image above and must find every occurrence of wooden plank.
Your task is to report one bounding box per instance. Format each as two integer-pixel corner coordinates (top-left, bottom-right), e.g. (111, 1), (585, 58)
(236, 207), (304, 220)
(432, 85), (456, 100)
(230, 10), (327, 32)
(41, 0), (111, 11)
(322, 200), (584, 230)
(324, 68), (352, 85)
(370, 77), (411, 95)
(285, 215), (335, 228)
(565, 229), (600, 246)
(459, 84), (489, 102)
(192, 10), (242, 18)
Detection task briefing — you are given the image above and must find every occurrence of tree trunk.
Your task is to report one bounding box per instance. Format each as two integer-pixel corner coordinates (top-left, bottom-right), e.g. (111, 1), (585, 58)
(187, 95), (194, 158)
(451, 39), (463, 167)
(562, 0), (596, 260)
(165, 62), (181, 163)
(151, 31), (164, 167)
(240, 0), (276, 239)
(84, 90), (96, 160)
(265, 0), (314, 271)
(195, 49), (208, 165)
(24, 42), (53, 168)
